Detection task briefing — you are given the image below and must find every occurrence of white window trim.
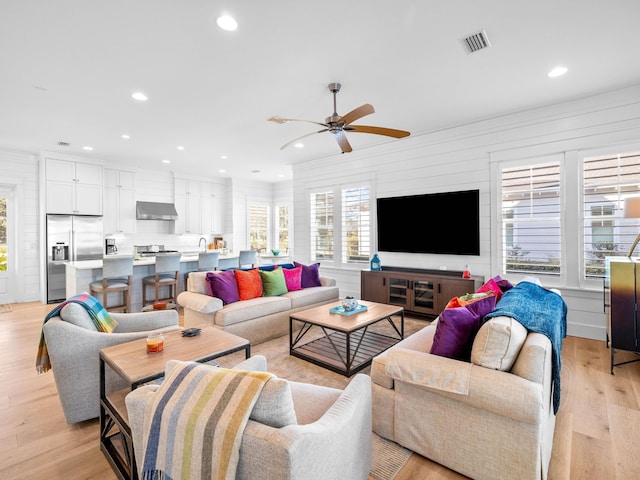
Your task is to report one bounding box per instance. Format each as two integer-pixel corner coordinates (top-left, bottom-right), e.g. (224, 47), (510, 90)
(306, 177), (376, 269)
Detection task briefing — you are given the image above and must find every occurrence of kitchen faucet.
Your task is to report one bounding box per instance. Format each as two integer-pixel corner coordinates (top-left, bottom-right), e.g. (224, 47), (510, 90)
(199, 237), (207, 251)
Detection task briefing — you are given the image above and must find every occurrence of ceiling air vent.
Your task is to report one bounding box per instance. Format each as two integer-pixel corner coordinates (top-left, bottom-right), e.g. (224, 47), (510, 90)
(462, 30), (491, 53)
(57, 141), (70, 147)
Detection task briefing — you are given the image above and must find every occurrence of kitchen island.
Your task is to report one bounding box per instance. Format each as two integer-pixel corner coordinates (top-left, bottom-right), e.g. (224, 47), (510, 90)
(65, 253), (240, 312)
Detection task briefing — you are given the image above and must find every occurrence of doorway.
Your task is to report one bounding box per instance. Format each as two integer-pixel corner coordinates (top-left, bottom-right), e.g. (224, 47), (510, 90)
(0, 186), (15, 304)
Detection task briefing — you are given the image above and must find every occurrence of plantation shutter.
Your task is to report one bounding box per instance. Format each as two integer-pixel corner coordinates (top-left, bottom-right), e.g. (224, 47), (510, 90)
(248, 204), (268, 252)
(501, 161), (561, 276)
(341, 185), (370, 264)
(583, 151), (640, 277)
(310, 190), (334, 261)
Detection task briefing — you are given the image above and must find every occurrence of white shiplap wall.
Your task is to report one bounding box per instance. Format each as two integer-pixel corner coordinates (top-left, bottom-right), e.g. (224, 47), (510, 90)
(292, 83), (640, 341)
(0, 147), (40, 302)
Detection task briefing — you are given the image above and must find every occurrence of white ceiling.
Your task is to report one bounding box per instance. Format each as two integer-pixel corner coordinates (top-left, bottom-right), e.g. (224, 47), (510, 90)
(1, 1), (639, 183)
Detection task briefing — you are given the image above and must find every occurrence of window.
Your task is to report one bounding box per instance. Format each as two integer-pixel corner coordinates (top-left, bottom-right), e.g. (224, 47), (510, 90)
(499, 161), (562, 276)
(342, 186), (370, 263)
(310, 182), (371, 266)
(497, 148), (640, 286)
(275, 203), (289, 253)
(310, 190), (334, 261)
(248, 203), (269, 253)
(583, 151), (640, 277)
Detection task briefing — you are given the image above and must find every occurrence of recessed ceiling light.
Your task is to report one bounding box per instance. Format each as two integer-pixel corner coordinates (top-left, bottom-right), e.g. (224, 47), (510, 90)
(217, 15), (238, 31)
(294, 143), (304, 149)
(82, 146), (93, 151)
(162, 159), (171, 164)
(220, 155), (228, 160)
(548, 66), (568, 78)
(131, 91), (148, 101)
(177, 146), (184, 151)
(219, 169), (227, 173)
(121, 134), (130, 140)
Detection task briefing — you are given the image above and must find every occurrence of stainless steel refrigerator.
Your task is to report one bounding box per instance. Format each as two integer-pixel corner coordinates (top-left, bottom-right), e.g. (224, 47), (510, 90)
(46, 214), (104, 303)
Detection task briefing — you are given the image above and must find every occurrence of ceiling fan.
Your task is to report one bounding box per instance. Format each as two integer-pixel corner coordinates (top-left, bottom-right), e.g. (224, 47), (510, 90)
(268, 82), (410, 153)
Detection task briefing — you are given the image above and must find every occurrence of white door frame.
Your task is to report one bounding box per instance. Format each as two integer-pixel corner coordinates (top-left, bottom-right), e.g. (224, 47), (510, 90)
(0, 184), (16, 304)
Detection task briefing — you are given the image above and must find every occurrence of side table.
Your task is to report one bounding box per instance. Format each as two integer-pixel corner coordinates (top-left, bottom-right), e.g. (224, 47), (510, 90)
(99, 327), (250, 480)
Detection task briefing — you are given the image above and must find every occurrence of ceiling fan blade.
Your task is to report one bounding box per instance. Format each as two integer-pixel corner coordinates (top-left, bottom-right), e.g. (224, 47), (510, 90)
(334, 131), (353, 153)
(268, 116), (329, 128)
(280, 129), (329, 150)
(338, 104), (375, 126)
(347, 125), (411, 138)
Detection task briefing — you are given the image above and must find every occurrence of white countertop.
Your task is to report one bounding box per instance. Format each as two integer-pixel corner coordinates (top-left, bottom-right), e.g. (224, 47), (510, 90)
(65, 253), (239, 270)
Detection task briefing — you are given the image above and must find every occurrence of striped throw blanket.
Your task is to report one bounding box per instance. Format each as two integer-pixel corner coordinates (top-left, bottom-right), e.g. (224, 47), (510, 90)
(141, 362), (273, 480)
(35, 292), (118, 374)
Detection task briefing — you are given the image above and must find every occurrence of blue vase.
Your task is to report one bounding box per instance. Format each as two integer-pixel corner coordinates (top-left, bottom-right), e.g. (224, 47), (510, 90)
(370, 254), (381, 271)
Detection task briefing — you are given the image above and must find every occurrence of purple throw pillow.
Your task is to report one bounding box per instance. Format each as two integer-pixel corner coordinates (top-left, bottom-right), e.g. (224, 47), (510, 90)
(430, 295), (497, 361)
(293, 261), (321, 288)
(205, 270), (240, 305)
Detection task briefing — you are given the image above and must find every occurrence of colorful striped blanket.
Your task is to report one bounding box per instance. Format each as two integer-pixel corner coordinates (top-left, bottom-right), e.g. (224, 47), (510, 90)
(141, 362), (273, 480)
(35, 292), (118, 374)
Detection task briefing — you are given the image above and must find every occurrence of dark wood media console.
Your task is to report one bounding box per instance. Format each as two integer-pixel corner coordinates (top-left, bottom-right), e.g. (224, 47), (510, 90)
(361, 266), (484, 317)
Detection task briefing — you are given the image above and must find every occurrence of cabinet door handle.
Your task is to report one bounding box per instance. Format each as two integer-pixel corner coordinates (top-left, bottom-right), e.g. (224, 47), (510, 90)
(438, 283), (441, 294)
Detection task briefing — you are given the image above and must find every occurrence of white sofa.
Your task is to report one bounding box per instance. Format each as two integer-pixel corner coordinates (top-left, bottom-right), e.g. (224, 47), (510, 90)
(177, 270), (339, 345)
(371, 281), (566, 480)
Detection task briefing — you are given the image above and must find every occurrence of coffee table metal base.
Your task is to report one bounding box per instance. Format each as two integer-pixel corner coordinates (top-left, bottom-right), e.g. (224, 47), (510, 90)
(290, 304), (404, 376)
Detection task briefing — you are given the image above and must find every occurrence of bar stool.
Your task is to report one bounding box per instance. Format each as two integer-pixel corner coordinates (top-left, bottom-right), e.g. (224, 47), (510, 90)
(89, 255), (134, 313)
(142, 252), (182, 306)
(238, 249), (257, 269)
(185, 251), (220, 287)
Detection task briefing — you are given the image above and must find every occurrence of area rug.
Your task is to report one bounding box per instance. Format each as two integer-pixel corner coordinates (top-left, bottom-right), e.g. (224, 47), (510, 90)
(0, 304), (12, 313)
(370, 433), (412, 480)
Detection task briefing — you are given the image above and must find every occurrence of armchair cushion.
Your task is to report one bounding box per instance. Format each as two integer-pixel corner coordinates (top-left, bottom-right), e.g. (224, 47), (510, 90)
(471, 315), (527, 371)
(166, 359), (298, 428)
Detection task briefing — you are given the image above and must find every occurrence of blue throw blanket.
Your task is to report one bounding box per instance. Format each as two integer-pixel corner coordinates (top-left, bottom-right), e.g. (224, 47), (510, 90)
(484, 281), (567, 414)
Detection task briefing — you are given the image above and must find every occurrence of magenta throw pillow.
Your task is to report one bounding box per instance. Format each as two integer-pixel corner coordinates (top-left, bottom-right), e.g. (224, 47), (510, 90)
(205, 270), (240, 305)
(282, 265), (303, 291)
(293, 261), (321, 288)
(430, 295), (497, 361)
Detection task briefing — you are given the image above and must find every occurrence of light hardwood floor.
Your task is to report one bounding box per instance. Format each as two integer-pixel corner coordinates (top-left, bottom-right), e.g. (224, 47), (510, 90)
(1, 301), (639, 479)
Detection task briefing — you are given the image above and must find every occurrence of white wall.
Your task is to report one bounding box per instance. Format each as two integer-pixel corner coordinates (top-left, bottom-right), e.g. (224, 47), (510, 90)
(292, 84), (640, 341)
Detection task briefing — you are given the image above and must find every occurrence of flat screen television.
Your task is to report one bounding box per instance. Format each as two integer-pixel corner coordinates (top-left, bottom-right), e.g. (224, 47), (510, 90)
(376, 189), (480, 255)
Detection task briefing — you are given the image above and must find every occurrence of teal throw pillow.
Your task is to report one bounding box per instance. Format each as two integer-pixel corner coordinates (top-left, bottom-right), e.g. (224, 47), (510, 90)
(259, 267), (288, 296)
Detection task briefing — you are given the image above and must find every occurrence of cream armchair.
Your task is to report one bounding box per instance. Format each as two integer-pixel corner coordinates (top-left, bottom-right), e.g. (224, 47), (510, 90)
(126, 355), (372, 480)
(42, 303), (180, 424)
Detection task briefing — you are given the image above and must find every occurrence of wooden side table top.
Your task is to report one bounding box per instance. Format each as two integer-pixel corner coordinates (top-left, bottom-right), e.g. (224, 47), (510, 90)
(290, 300), (404, 332)
(100, 327), (250, 385)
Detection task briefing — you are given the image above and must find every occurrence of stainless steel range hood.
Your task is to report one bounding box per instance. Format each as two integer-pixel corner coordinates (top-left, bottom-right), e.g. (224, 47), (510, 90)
(136, 201), (179, 221)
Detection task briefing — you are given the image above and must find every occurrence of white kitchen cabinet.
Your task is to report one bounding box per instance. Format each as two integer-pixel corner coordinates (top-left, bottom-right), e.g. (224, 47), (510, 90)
(46, 158), (103, 215)
(201, 181), (225, 233)
(174, 178), (202, 234)
(104, 169), (136, 234)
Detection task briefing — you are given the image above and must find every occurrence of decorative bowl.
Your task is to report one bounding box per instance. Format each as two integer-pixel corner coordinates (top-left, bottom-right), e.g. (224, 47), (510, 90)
(342, 296), (359, 312)
(271, 249), (280, 256)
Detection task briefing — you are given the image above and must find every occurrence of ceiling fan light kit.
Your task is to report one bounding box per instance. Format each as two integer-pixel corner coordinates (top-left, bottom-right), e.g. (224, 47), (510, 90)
(268, 82), (410, 153)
